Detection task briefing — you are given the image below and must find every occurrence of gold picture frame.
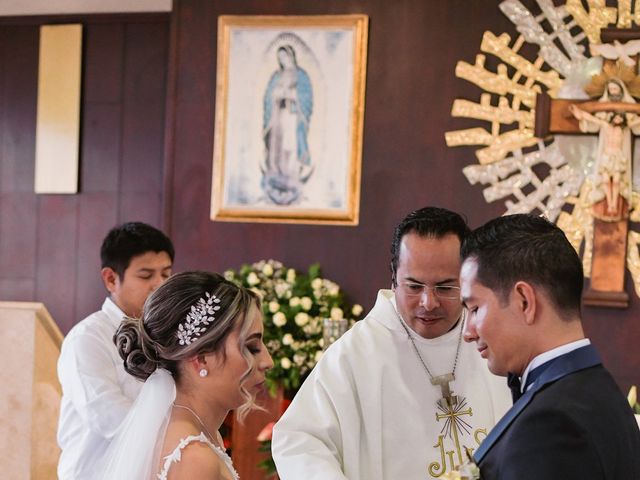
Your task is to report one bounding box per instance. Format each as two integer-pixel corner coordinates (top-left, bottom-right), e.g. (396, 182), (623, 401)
(211, 14), (368, 225)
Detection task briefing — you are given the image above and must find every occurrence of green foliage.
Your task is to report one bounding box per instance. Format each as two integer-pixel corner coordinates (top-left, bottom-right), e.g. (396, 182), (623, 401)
(224, 259), (363, 394)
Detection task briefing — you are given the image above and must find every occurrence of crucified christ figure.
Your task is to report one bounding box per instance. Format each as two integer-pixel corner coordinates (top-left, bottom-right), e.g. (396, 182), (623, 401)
(569, 79), (640, 220)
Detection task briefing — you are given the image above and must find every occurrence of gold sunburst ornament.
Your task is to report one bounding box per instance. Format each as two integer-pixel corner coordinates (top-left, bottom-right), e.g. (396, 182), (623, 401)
(446, 0), (640, 307)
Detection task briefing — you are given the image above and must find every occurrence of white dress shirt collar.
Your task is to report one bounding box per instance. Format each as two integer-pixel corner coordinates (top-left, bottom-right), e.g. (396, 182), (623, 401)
(520, 338), (591, 393)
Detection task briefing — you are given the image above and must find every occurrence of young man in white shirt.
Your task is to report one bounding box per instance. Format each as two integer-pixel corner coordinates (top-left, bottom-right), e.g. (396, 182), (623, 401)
(57, 222), (174, 480)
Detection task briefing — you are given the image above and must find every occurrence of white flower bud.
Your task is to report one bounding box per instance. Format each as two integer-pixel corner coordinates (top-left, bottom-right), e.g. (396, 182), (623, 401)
(330, 307), (344, 320)
(301, 296), (313, 311)
(272, 312), (287, 327)
(311, 278), (323, 289)
(223, 270), (235, 280)
(286, 268), (296, 283)
(295, 312), (310, 326)
(289, 296), (301, 307)
(280, 357), (292, 369)
(282, 333), (294, 345)
(268, 301), (280, 313)
(314, 350), (323, 362)
(293, 353), (306, 366)
(351, 304), (363, 317)
(247, 272), (259, 286)
(274, 282), (289, 298)
(262, 263), (274, 276)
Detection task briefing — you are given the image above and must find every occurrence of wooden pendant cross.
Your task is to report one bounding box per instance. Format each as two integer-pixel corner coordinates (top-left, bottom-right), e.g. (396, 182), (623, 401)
(431, 373), (457, 409)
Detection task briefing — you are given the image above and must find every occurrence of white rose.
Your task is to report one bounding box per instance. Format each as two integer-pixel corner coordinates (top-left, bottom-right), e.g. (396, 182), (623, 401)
(286, 268), (296, 282)
(330, 307), (344, 320)
(282, 333), (293, 345)
(272, 312), (287, 327)
(301, 296), (313, 311)
(318, 338), (325, 348)
(274, 282), (289, 298)
(268, 301), (280, 313)
(351, 304), (363, 317)
(292, 341), (301, 350)
(314, 350), (323, 362)
(262, 263), (274, 276)
(295, 312), (310, 326)
(311, 278), (323, 289)
(280, 357), (292, 369)
(247, 272), (259, 286)
(289, 296), (301, 307)
(328, 285), (340, 296)
(293, 353), (306, 366)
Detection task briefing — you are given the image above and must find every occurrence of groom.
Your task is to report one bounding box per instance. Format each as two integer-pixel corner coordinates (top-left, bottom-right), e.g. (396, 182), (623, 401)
(460, 214), (640, 479)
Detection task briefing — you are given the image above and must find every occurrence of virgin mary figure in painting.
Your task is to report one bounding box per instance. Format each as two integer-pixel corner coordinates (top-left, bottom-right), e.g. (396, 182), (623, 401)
(261, 44), (314, 206)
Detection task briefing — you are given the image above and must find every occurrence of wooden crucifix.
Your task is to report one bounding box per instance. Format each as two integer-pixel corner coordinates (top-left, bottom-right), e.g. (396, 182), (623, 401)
(534, 29), (640, 309)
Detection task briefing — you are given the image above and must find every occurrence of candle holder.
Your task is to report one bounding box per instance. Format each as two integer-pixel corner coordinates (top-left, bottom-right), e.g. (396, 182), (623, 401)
(322, 318), (349, 350)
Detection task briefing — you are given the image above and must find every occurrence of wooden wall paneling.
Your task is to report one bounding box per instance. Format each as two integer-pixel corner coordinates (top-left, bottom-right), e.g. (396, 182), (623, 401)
(0, 25), (38, 302)
(0, 193), (37, 293)
(119, 192), (163, 227)
(0, 279), (36, 300)
(80, 103), (122, 192)
(120, 21), (168, 197)
(117, 21), (168, 226)
(0, 25), (38, 193)
(35, 196), (78, 332)
(0, 27), (4, 191)
(81, 22), (124, 193)
(161, 7), (179, 233)
(73, 193), (118, 329)
(83, 23), (124, 105)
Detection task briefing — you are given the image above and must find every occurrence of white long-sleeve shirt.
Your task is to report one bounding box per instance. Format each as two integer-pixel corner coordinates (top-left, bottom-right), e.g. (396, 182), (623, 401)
(272, 290), (511, 480)
(57, 298), (142, 480)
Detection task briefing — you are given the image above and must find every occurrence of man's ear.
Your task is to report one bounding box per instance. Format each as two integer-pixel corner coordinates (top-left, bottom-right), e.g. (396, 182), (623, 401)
(101, 267), (119, 293)
(513, 281), (536, 325)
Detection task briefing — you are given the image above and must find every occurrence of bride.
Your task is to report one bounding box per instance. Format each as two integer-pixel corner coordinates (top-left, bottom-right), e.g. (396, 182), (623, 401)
(100, 271), (274, 479)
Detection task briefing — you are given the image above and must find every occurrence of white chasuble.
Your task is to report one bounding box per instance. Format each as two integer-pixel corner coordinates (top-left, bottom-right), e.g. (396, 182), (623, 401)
(272, 290), (511, 480)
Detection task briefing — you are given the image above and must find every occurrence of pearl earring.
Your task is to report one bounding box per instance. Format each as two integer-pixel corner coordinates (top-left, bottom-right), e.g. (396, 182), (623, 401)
(199, 368), (208, 378)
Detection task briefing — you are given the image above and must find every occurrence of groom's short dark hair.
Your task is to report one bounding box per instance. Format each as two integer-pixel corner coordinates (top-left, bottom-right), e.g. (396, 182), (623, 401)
(461, 214), (583, 318)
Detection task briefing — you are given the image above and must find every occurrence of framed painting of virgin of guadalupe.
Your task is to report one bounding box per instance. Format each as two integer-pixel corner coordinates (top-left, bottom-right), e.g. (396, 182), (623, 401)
(211, 15), (368, 225)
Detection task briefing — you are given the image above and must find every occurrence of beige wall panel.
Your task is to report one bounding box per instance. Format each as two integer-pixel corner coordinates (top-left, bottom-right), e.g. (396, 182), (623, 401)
(0, 302), (63, 480)
(34, 24), (82, 194)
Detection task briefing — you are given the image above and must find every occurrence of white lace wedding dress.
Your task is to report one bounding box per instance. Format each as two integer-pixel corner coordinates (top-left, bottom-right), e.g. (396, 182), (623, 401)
(101, 370), (241, 480)
(157, 432), (239, 480)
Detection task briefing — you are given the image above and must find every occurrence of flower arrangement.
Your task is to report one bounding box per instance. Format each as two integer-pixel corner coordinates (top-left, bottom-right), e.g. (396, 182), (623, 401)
(224, 259), (364, 395)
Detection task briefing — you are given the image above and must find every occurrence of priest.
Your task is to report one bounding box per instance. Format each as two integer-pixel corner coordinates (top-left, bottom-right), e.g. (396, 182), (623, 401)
(272, 206), (511, 479)
(460, 214), (640, 479)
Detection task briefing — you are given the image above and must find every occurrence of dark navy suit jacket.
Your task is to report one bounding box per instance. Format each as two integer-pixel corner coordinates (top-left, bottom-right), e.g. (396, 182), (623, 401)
(478, 350), (640, 479)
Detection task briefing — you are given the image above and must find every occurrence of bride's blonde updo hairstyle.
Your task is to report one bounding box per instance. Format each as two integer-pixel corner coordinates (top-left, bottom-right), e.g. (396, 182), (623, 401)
(115, 271), (261, 417)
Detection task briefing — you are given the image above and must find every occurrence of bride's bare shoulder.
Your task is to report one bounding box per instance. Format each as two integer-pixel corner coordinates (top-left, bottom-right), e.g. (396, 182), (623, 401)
(164, 440), (228, 479)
